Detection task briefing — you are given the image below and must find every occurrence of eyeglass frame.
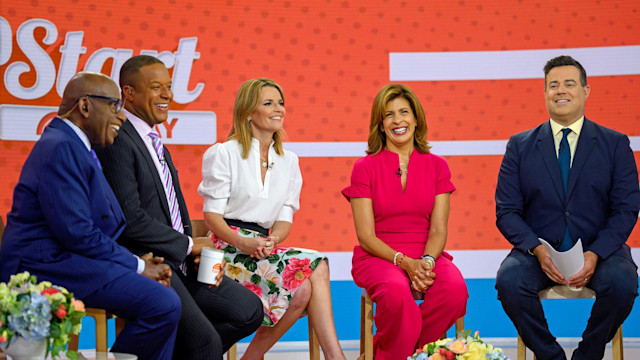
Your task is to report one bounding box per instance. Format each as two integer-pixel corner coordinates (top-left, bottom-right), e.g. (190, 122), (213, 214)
(83, 94), (125, 114)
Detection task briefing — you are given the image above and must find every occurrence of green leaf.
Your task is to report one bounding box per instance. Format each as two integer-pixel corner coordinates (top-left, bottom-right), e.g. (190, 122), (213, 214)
(224, 245), (237, 254)
(310, 257), (322, 269)
(266, 255), (279, 264)
(267, 280), (279, 295)
(277, 261), (285, 273)
(250, 274), (262, 285)
(245, 261), (257, 272)
(284, 249), (302, 256)
(67, 350), (80, 360)
(235, 254), (251, 264)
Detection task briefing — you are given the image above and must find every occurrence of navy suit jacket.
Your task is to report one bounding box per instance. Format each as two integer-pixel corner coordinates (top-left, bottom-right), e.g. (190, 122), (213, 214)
(0, 118), (138, 298)
(496, 118), (640, 262)
(94, 120), (192, 271)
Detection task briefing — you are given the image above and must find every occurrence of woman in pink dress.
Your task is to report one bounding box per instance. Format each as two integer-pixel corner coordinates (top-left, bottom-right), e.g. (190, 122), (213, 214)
(342, 84), (468, 360)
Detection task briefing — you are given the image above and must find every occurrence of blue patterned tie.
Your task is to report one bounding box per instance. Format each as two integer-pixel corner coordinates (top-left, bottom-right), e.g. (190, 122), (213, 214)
(557, 128), (573, 251)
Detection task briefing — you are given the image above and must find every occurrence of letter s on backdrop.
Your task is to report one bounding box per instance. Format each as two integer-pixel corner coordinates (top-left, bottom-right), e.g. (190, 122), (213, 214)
(4, 18), (58, 100)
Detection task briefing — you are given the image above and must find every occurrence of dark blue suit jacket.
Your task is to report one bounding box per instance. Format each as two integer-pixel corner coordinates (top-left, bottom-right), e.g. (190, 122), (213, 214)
(496, 118), (640, 262)
(0, 118), (138, 298)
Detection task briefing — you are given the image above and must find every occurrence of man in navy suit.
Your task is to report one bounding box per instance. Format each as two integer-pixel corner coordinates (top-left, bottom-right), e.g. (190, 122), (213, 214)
(95, 56), (263, 360)
(0, 72), (181, 360)
(495, 55), (640, 359)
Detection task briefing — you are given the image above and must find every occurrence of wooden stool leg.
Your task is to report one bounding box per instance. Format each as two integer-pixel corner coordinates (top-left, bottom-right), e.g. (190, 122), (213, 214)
(360, 294), (365, 355)
(517, 333), (526, 360)
(363, 292), (374, 360)
(226, 343), (237, 360)
(612, 326), (623, 360)
(455, 317), (464, 334)
(309, 320), (320, 360)
(93, 311), (108, 353)
(114, 316), (126, 337)
(68, 334), (80, 352)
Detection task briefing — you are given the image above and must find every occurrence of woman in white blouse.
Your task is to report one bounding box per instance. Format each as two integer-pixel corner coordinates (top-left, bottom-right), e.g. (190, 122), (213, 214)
(198, 78), (345, 360)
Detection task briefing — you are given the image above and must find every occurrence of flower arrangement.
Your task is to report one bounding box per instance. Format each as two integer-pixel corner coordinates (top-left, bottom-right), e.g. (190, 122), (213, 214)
(0, 272), (86, 359)
(408, 330), (510, 360)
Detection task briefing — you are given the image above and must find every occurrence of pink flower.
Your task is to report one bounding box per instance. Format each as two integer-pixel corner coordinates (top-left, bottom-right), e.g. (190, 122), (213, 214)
(0, 330), (7, 343)
(55, 304), (67, 318)
(266, 293), (288, 324)
(281, 258), (312, 291)
(256, 261), (281, 286)
(241, 281), (263, 298)
(41, 287), (60, 296)
(445, 351), (455, 360)
(71, 299), (85, 312)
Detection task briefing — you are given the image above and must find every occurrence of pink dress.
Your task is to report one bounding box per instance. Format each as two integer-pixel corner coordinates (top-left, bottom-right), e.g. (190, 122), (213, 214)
(342, 149), (468, 360)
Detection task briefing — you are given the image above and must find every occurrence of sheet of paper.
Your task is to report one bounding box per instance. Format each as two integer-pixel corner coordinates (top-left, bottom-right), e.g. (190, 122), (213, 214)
(538, 238), (584, 281)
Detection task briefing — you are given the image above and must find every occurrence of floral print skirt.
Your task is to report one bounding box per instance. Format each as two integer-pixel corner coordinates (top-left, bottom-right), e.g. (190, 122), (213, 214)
(209, 225), (326, 326)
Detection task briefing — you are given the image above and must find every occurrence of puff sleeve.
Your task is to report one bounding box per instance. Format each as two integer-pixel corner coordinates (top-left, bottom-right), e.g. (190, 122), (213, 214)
(342, 157), (371, 201)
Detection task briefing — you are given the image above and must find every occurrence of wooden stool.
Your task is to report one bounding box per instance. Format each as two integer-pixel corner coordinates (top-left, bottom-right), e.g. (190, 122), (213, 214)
(360, 289), (465, 360)
(516, 285), (623, 360)
(68, 308), (125, 352)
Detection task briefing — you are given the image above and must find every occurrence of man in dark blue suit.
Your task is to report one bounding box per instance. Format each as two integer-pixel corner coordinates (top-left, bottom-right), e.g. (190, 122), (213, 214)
(0, 72), (181, 360)
(495, 55), (639, 360)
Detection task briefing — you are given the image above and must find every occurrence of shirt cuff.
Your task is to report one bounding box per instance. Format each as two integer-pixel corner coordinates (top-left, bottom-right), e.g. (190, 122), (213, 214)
(187, 236), (194, 255)
(275, 205), (294, 223)
(134, 255), (145, 274)
(203, 197), (228, 214)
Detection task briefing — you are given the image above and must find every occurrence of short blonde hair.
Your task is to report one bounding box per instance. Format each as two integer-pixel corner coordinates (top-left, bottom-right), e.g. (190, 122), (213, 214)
(366, 84), (431, 155)
(228, 78), (286, 158)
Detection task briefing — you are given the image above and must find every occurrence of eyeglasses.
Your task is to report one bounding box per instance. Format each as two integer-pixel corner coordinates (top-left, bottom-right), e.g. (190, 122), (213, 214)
(84, 94), (125, 114)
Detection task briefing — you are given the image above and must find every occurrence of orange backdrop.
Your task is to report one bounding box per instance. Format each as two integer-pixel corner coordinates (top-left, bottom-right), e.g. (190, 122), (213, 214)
(1, 0), (639, 253)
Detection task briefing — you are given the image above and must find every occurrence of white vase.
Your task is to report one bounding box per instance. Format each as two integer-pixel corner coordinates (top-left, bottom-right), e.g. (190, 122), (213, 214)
(3, 337), (47, 360)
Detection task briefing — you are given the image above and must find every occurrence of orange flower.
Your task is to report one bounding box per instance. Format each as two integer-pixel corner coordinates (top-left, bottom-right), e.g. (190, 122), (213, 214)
(449, 340), (468, 354)
(71, 299), (85, 312)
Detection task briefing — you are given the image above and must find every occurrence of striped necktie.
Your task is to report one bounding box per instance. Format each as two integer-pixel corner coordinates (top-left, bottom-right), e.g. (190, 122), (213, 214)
(557, 128), (573, 251)
(148, 131), (184, 234)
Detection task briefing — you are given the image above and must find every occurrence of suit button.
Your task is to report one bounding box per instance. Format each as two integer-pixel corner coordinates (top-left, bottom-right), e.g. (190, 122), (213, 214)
(565, 211), (570, 217)
(102, 214), (108, 220)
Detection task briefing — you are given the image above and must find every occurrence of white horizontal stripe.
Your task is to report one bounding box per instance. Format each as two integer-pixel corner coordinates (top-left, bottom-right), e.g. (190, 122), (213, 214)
(326, 248), (640, 281)
(389, 45), (640, 81)
(285, 137), (640, 157)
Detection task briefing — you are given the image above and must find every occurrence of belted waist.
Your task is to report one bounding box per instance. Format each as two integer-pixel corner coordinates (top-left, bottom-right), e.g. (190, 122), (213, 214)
(224, 218), (269, 235)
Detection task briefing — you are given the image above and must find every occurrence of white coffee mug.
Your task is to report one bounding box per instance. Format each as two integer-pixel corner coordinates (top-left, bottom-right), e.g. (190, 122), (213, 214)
(197, 247), (224, 285)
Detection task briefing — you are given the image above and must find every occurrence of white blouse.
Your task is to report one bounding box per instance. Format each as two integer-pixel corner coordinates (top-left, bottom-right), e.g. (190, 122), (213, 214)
(198, 138), (303, 229)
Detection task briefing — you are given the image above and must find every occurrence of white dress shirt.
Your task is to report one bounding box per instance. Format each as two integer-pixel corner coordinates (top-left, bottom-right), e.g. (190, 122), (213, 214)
(198, 138), (303, 229)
